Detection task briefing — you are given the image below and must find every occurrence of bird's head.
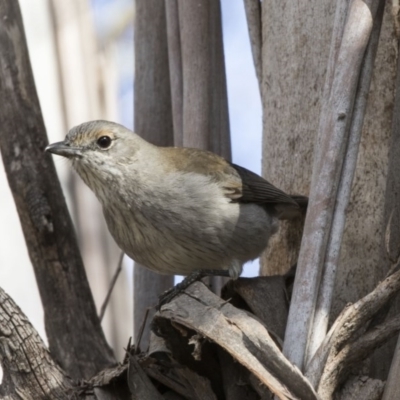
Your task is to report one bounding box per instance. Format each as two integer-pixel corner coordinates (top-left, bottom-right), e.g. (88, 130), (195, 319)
(45, 120), (145, 192)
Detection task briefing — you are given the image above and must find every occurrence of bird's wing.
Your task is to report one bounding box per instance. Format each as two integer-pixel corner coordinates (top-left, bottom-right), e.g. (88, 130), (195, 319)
(227, 163), (299, 206)
(163, 147), (299, 207)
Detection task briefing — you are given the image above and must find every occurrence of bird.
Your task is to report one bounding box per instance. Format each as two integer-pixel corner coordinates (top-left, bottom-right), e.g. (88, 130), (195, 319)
(46, 120), (307, 283)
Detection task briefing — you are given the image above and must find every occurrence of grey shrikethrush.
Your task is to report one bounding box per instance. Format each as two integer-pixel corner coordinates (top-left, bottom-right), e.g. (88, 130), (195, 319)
(46, 120), (307, 282)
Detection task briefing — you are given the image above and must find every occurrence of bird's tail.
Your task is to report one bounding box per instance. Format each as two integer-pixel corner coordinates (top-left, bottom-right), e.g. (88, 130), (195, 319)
(275, 195), (308, 220)
(290, 195), (308, 210)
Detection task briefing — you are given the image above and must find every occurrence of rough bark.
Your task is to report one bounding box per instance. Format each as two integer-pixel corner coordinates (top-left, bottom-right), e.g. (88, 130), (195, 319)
(259, 0), (397, 379)
(318, 313), (400, 399)
(0, 287), (72, 399)
(134, 0), (175, 351)
(380, 19), (400, 398)
(2, 272), (399, 399)
(333, 1), (397, 378)
(0, 286), (130, 399)
(0, 0), (115, 379)
(259, 0), (335, 276)
(306, 267), (400, 388)
(339, 377), (384, 400)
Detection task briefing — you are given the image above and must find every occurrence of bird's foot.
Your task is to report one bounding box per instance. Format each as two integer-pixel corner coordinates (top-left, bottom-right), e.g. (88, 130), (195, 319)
(158, 269), (230, 309)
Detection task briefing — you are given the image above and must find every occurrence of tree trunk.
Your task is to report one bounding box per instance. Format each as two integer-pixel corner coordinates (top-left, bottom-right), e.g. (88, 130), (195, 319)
(258, 0), (397, 380)
(259, 0), (335, 276)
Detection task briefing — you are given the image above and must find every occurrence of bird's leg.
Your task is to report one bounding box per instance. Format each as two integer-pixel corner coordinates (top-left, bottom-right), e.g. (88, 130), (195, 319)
(158, 269), (231, 308)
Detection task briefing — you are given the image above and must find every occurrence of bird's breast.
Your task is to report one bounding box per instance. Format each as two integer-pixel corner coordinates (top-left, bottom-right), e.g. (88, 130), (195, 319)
(101, 171), (275, 275)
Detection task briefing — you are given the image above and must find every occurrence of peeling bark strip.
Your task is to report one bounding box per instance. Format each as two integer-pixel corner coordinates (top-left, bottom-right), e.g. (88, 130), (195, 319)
(0, 0), (114, 379)
(283, 0), (382, 370)
(156, 282), (318, 400)
(0, 287), (72, 399)
(308, 0), (385, 362)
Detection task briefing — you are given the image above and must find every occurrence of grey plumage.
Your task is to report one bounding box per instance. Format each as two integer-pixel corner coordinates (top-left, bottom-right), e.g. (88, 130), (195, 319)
(46, 120), (307, 278)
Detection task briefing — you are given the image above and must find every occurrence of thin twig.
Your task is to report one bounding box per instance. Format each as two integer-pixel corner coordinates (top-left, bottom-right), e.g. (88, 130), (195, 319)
(135, 307), (151, 354)
(99, 251), (125, 322)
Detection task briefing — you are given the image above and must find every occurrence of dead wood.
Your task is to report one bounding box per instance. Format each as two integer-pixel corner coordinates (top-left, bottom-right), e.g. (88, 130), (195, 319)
(338, 376), (384, 400)
(0, 284), (132, 399)
(218, 349), (261, 400)
(129, 356), (164, 400)
(0, 287), (72, 399)
(222, 276), (289, 343)
(318, 313), (400, 399)
(143, 355), (218, 400)
(306, 267), (400, 389)
(154, 281), (318, 400)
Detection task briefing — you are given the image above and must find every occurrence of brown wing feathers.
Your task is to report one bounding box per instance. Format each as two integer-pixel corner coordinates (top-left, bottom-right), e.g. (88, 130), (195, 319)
(229, 163), (308, 219)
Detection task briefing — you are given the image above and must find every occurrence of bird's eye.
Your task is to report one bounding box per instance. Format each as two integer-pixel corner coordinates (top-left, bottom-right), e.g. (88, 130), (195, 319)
(97, 136), (112, 149)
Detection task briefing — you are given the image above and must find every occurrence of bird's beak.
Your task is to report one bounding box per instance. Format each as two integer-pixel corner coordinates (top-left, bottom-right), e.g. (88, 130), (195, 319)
(45, 141), (83, 158)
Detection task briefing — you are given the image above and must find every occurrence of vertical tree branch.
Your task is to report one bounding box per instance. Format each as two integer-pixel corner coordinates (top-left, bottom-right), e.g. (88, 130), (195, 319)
(134, 0), (175, 350)
(177, 0), (231, 294)
(0, 0), (115, 379)
(283, 0), (381, 370)
(243, 0), (262, 96)
(179, 0), (211, 150)
(307, 0), (385, 363)
(209, 0), (231, 162)
(166, 0), (183, 147)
